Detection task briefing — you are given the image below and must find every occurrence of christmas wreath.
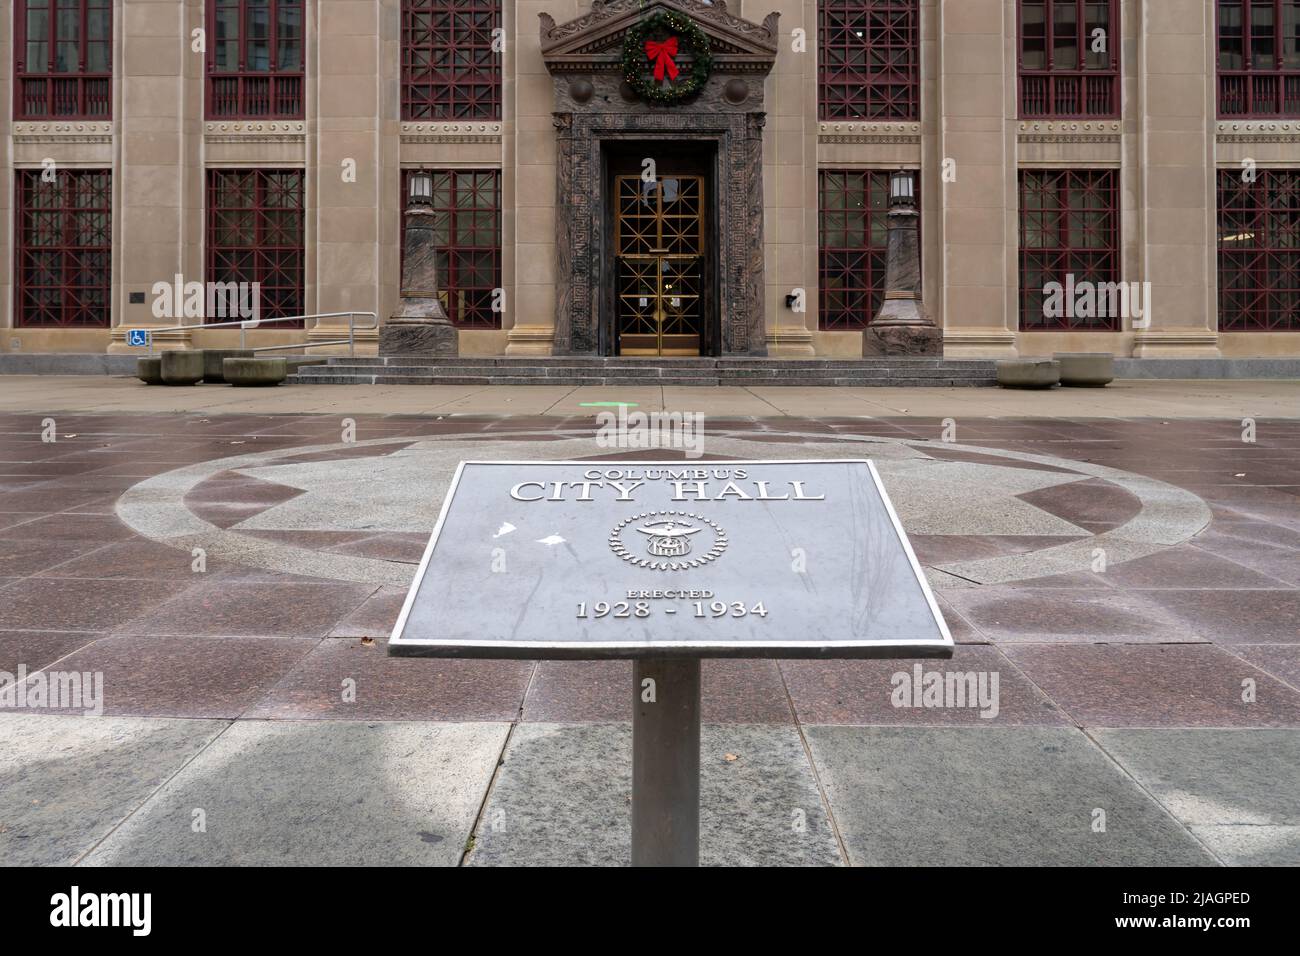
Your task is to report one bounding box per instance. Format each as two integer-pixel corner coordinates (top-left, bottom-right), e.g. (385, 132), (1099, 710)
(621, 10), (713, 105)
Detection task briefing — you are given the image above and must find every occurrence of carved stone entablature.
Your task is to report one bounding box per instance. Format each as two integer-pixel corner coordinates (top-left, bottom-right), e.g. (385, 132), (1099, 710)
(401, 121), (503, 144)
(1216, 120), (1300, 143)
(1018, 120), (1122, 144)
(819, 121), (921, 145)
(12, 121), (113, 145)
(203, 121), (306, 145)
(540, 1), (779, 358)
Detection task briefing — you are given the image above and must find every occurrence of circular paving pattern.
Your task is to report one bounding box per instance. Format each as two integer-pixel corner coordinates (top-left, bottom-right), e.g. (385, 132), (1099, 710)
(114, 429), (1212, 588)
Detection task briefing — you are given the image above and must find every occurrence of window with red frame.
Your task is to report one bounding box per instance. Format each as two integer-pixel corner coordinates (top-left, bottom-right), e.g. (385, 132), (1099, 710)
(402, 1), (502, 121)
(1018, 0), (1119, 118)
(207, 169), (305, 325)
(1019, 169), (1121, 330)
(1219, 169), (1300, 330)
(14, 169), (112, 328)
(819, 1), (920, 121)
(818, 170), (920, 331)
(206, 0), (304, 119)
(1218, 1), (1300, 117)
(399, 169), (502, 329)
(14, 0), (112, 119)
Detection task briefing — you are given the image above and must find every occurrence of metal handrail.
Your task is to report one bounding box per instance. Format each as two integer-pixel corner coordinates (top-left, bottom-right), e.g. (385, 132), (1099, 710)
(145, 311), (377, 358)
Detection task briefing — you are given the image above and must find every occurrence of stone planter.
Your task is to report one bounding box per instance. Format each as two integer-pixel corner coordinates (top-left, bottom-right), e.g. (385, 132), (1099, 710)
(160, 350), (204, 385)
(996, 359), (1061, 389)
(223, 356), (287, 387)
(1055, 352), (1115, 387)
(202, 349), (254, 384)
(136, 357), (164, 385)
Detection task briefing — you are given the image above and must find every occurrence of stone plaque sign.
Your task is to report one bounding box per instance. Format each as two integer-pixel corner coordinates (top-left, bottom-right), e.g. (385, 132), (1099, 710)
(389, 460), (953, 659)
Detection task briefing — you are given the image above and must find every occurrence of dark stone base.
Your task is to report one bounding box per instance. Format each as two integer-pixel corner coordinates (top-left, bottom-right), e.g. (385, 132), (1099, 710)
(379, 322), (459, 358)
(863, 325), (943, 358)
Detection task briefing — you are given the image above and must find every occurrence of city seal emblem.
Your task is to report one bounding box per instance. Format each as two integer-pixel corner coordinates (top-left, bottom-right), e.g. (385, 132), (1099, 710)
(608, 511), (728, 571)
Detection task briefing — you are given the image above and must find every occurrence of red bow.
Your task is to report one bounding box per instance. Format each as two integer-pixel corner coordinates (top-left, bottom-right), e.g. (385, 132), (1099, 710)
(645, 37), (680, 83)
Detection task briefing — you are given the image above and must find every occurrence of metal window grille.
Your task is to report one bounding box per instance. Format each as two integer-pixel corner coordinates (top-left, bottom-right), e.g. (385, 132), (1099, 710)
(818, 169), (920, 331)
(401, 1), (502, 121)
(206, 168), (305, 325)
(1019, 168), (1121, 330)
(14, 168), (112, 328)
(1219, 168), (1300, 330)
(819, 1), (920, 121)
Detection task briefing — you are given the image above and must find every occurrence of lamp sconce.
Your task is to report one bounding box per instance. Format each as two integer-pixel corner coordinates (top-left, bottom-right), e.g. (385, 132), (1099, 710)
(890, 168), (916, 206)
(408, 168), (433, 206)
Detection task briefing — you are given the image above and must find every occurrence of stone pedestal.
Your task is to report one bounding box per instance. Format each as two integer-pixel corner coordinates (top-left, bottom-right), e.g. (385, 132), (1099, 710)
(379, 321), (459, 357)
(863, 325), (943, 357)
(382, 194), (459, 358)
(865, 196), (941, 357)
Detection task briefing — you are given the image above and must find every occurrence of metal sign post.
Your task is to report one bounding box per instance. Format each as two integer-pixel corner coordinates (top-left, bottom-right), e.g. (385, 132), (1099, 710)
(389, 460), (952, 866)
(631, 658), (701, 866)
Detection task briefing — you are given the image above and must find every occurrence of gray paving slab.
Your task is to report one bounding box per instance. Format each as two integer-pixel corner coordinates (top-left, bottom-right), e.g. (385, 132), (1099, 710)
(82, 720), (509, 866)
(1187, 825), (1300, 866)
(0, 714), (227, 866)
(804, 726), (1218, 866)
(465, 723), (843, 866)
(1093, 728), (1300, 865)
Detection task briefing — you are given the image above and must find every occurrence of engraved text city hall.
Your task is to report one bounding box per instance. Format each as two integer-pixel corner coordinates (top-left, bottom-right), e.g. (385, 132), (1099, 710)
(509, 468), (826, 503)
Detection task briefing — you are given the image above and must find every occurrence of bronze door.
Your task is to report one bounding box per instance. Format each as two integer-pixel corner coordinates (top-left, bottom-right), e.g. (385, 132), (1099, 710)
(614, 175), (706, 356)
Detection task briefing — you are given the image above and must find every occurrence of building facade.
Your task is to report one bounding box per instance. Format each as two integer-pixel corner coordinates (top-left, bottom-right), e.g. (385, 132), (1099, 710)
(1, 0), (1298, 361)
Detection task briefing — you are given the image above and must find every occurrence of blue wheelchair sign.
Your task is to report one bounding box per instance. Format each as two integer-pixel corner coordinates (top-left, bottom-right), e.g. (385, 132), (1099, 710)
(126, 329), (152, 347)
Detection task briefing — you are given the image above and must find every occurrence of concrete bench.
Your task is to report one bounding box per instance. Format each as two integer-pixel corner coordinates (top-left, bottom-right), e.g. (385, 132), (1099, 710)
(223, 356), (287, 387)
(160, 350), (204, 385)
(1055, 352), (1114, 387)
(136, 357), (164, 385)
(202, 349), (253, 384)
(996, 359), (1060, 389)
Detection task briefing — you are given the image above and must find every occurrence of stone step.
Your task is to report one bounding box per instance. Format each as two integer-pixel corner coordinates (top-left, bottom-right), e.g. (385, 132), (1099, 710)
(310, 356), (993, 371)
(287, 354), (998, 387)
(288, 373), (996, 387)
(294, 362), (994, 377)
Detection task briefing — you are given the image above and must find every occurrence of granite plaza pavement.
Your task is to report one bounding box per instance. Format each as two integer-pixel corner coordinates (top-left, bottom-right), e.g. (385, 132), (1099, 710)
(1, 376), (1298, 866)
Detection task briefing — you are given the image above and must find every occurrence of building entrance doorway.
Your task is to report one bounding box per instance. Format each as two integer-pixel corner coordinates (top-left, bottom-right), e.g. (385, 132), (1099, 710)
(602, 144), (717, 357)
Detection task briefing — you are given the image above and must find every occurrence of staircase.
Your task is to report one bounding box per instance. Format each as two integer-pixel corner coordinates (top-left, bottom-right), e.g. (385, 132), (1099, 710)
(288, 356), (998, 387)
